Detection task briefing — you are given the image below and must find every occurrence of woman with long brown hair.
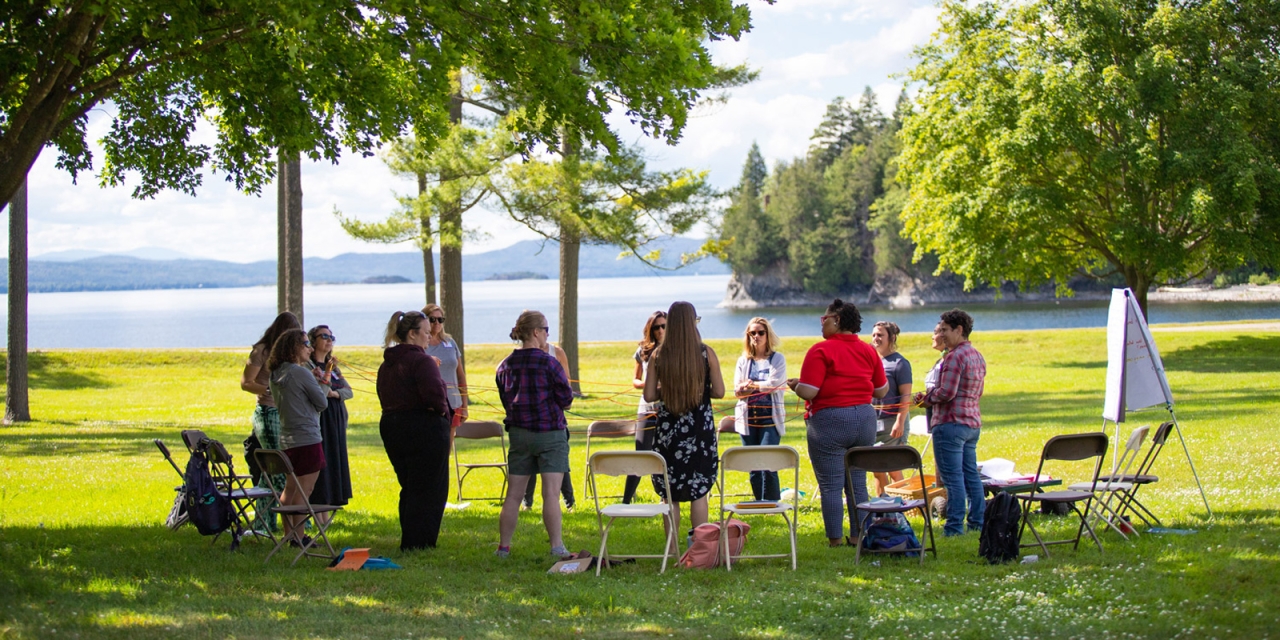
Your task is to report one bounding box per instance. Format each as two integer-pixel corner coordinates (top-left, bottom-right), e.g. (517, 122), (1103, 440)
(643, 301), (725, 543)
(267, 329), (331, 546)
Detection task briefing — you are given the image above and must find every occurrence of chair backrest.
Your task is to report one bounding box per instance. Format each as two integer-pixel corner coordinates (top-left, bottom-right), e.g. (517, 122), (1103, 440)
(718, 416), (736, 433)
(454, 420), (504, 439)
(722, 445), (799, 474)
(590, 450), (665, 477)
(181, 429), (209, 453)
(1152, 421), (1174, 446)
(1043, 433), (1109, 462)
(254, 448), (296, 479)
(1112, 425), (1150, 480)
(845, 445), (923, 475)
(1134, 421), (1175, 476)
(587, 420), (637, 439)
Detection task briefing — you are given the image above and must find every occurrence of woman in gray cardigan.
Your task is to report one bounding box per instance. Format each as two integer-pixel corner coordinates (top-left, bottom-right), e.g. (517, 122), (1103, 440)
(268, 328), (331, 545)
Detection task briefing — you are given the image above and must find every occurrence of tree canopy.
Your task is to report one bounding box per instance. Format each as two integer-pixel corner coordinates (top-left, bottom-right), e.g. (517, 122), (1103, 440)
(898, 0), (1280, 315)
(0, 0), (752, 208)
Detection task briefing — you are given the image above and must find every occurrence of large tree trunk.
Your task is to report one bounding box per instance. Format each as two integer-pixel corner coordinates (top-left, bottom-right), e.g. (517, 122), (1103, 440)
(439, 94), (465, 359)
(418, 171), (437, 306)
(558, 135), (582, 394)
(277, 149), (304, 326)
(5, 176), (31, 423)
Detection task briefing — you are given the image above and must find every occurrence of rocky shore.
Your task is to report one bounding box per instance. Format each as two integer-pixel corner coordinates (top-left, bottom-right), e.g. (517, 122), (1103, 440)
(720, 266), (1280, 309)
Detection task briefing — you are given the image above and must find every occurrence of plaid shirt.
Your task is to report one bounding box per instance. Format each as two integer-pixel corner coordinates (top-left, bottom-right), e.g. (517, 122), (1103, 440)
(924, 340), (986, 429)
(495, 348), (573, 432)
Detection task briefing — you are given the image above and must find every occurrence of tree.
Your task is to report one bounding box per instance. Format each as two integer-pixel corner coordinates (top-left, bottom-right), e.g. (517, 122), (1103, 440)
(4, 177), (30, 423)
(339, 121), (509, 308)
(899, 0), (1280, 317)
(718, 142), (783, 275)
(0, 0), (754, 415)
(492, 144), (716, 391)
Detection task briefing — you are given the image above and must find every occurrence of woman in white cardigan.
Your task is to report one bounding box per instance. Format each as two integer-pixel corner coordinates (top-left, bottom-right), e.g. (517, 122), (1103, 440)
(732, 317), (787, 501)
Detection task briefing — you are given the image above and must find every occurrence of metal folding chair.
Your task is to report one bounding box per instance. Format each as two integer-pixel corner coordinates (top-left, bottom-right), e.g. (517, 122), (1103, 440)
(845, 445), (938, 565)
(588, 451), (676, 576)
(253, 449), (342, 566)
(719, 445), (801, 570)
(582, 420), (638, 502)
(1069, 425), (1149, 540)
(1016, 433), (1109, 557)
(1101, 421), (1173, 528)
(452, 420), (508, 502)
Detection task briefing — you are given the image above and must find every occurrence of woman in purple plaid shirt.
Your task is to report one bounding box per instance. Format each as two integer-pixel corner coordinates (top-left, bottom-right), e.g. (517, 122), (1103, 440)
(494, 310), (576, 559)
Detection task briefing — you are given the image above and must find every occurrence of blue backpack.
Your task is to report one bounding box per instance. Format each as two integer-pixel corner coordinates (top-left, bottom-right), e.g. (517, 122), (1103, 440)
(862, 512), (921, 557)
(183, 440), (235, 541)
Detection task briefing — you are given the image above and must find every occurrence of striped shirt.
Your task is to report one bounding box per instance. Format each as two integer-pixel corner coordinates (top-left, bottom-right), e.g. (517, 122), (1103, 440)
(924, 340), (986, 429)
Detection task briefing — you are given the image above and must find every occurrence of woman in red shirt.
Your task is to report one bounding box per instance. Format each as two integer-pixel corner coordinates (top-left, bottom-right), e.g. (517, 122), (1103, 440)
(787, 299), (888, 547)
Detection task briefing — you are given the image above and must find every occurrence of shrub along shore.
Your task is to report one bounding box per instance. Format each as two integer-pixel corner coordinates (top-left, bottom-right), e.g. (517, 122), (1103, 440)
(1, 324), (1277, 638)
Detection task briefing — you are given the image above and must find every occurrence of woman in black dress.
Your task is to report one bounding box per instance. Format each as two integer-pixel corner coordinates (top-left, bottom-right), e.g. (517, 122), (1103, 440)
(643, 301), (725, 543)
(307, 324), (352, 520)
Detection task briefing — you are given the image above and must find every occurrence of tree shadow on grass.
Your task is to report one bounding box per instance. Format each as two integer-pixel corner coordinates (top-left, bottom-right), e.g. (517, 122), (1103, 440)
(0, 352), (114, 391)
(1160, 335), (1280, 373)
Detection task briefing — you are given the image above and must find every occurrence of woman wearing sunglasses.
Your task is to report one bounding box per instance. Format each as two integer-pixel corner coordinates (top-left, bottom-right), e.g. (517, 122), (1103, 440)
(377, 310), (453, 551)
(267, 328), (332, 547)
(306, 324), (353, 521)
(422, 304), (469, 428)
(786, 299), (888, 547)
(732, 317), (787, 501)
(622, 310), (667, 504)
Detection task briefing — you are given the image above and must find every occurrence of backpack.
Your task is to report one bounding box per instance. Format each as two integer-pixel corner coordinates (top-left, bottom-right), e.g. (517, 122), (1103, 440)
(183, 439), (235, 540)
(679, 519), (750, 569)
(978, 492), (1023, 564)
(861, 512), (921, 557)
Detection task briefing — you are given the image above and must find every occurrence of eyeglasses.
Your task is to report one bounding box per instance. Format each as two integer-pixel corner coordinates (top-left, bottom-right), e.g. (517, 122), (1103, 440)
(749, 330), (768, 336)
(541, 326), (551, 334)
(653, 324), (667, 331)
(316, 334), (335, 341)
(695, 316), (702, 324)
(302, 340), (312, 347)
(428, 316), (446, 324)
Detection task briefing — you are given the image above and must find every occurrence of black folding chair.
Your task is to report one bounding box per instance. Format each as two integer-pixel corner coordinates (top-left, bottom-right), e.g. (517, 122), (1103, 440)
(845, 445), (937, 565)
(1016, 433), (1109, 557)
(254, 449), (341, 565)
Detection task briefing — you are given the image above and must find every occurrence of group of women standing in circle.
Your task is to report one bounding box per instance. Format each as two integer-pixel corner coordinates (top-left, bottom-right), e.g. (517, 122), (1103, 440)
(239, 295), (942, 557)
(241, 312), (352, 545)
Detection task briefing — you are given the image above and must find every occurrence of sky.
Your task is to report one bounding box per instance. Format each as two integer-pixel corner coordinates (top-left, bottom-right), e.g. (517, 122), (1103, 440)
(17, 0), (942, 263)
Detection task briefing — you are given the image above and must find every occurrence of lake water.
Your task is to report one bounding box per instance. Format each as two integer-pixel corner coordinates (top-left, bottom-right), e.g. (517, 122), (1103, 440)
(8, 274), (1280, 348)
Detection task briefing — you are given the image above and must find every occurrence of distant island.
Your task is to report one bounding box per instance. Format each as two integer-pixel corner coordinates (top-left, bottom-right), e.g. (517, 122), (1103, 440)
(485, 271), (549, 281)
(362, 275), (412, 284)
(5, 237), (728, 294)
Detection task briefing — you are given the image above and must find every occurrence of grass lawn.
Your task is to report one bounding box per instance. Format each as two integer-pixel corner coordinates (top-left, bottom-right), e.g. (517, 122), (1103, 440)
(1, 326), (1278, 639)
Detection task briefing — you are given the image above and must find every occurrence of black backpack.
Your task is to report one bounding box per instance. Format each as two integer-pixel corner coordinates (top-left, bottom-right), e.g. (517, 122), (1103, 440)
(978, 492), (1023, 564)
(183, 440), (235, 539)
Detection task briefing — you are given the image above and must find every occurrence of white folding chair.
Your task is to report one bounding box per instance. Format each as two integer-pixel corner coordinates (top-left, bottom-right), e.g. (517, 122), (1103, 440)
(588, 451), (676, 576)
(718, 445), (801, 570)
(582, 420), (638, 502)
(452, 420), (508, 502)
(1069, 425), (1149, 539)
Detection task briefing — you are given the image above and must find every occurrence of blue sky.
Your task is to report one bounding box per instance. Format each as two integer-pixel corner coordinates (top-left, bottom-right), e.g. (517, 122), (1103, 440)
(18, 0), (941, 263)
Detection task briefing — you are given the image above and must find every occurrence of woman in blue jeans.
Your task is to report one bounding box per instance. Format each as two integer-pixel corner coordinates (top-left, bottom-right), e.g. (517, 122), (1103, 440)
(732, 317), (787, 501)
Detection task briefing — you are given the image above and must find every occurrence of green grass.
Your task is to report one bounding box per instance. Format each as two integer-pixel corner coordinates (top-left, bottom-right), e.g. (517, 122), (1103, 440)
(1, 327), (1278, 639)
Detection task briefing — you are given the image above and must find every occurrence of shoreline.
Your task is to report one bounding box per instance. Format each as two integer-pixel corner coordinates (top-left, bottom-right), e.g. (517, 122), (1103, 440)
(721, 282), (1280, 309)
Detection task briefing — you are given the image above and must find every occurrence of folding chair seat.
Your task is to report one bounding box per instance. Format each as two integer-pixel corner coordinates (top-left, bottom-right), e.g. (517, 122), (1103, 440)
(1016, 433), (1109, 557)
(452, 420), (508, 502)
(253, 449), (342, 566)
(719, 445), (801, 570)
(1068, 425), (1148, 539)
(588, 451), (676, 576)
(844, 445), (937, 565)
(582, 420), (637, 502)
(1099, 421), (1173, 528)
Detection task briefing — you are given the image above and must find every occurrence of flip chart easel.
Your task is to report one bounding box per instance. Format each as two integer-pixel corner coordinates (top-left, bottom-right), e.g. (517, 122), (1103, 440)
(1102, 288), (1211, 518)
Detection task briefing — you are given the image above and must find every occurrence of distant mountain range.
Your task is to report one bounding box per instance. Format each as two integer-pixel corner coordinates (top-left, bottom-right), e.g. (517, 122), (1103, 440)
(3, 238), (728, 293)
